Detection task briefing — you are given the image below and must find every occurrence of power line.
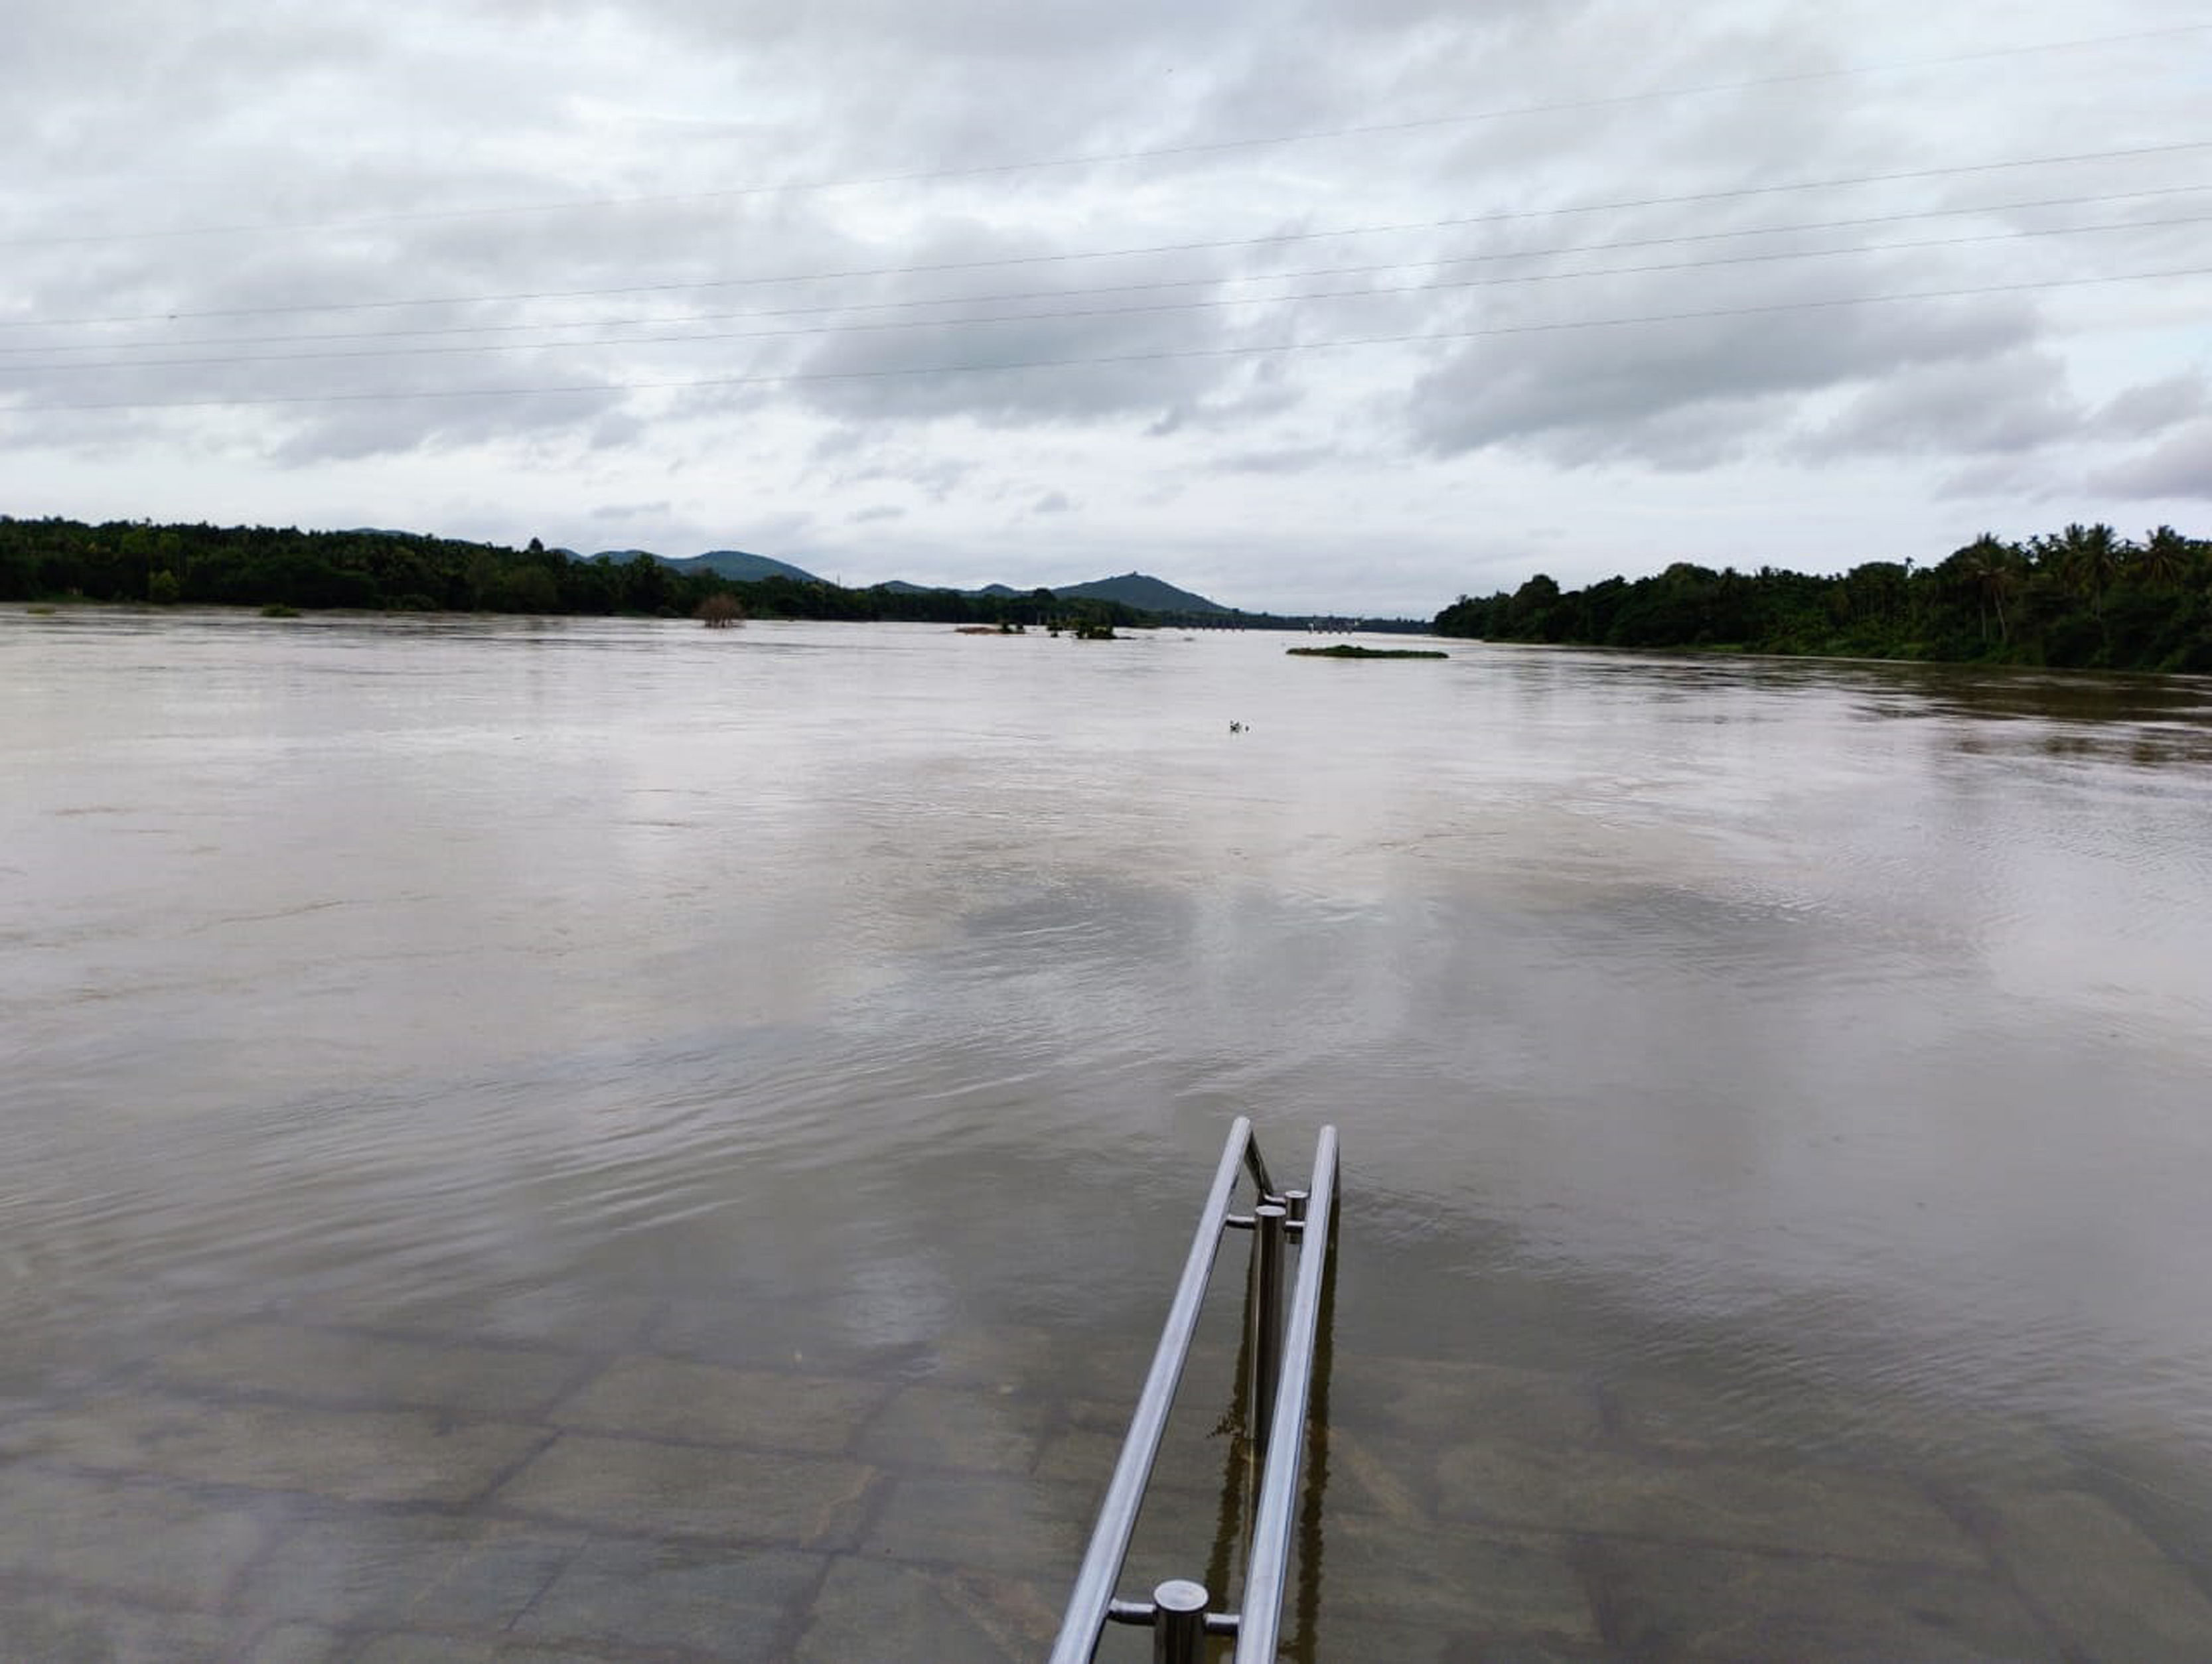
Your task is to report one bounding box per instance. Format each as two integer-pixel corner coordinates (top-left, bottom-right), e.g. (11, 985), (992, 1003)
(9, 265), (2203, 415)
(3, 23), (2201, 250)
(3, 183), (2201, 357)
(7, 213), (2203, 378)
(4, 140), (2205, 332)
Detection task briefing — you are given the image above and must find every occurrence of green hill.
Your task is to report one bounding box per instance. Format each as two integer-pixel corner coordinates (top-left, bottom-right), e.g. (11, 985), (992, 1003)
(579, 548), (824, 583)
(1052, 572), (1228, 613)
(877, 573), (1230, 611)
(656, 549), (826, 583)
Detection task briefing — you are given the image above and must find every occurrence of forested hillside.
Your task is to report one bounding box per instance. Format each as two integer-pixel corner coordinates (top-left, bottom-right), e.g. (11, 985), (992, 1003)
(0, 517), (1141, 629)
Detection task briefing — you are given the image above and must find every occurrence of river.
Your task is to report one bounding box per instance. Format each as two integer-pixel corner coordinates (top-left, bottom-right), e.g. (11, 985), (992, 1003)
(3, 609), (2210, 1659)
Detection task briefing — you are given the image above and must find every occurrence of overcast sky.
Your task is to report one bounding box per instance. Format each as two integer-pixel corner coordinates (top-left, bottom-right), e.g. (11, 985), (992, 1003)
(2, 1), (2206, 614)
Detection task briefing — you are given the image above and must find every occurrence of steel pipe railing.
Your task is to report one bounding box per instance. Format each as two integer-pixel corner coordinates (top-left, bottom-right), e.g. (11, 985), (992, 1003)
(1234, 1123), (1339, 1663)
(1049, 1117), (1339, 1664)
(1250, 1203), (1288, 1454)
(1049, 1117), (1266, 1664)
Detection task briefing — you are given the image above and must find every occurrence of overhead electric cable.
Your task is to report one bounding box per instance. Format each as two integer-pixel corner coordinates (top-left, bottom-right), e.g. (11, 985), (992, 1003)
(2, 23), (2203, 249)
(9, 264), (2203, 415)
(3, 182), (2203, 356)
(6, 213), (2203, 377)
(3, 139), (2204, 332)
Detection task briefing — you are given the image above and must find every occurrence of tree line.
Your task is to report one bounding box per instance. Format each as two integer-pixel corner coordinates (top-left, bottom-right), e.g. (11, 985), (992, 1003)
(0, 516), (1150, 630)
(1433, 525), (2212, 673)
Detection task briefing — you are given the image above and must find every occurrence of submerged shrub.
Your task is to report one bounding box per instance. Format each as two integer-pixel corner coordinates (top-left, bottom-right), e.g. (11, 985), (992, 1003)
(697, 593), (746, 627)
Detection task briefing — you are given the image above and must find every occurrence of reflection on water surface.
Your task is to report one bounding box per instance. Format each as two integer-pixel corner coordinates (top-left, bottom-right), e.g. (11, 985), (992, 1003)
(3, 612), (2210, 1658)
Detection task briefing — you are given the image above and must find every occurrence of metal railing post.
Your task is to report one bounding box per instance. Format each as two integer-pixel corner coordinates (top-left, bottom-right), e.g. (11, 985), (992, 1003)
(1250, 1204), (1288, 1454)
(1151, 1581), (1210, 1664)
(1236, 1126), (1340, 1664)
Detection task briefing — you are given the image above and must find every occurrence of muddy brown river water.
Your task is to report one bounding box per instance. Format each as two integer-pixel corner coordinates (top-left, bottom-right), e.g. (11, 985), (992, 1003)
(3, 610), (2211, 1660)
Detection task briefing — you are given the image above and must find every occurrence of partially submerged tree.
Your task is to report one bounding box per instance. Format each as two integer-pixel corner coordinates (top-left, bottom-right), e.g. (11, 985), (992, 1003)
(697, 592), (745, 628)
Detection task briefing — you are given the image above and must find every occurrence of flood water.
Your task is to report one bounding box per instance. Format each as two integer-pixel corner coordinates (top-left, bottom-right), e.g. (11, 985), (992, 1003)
(4, 609), (2211, 1661)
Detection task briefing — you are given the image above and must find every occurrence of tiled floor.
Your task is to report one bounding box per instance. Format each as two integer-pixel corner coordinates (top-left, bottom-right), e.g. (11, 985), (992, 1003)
(3, 1308), (2210, 1661)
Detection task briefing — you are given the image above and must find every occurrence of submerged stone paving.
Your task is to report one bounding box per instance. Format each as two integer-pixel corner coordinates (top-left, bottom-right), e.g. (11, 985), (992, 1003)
(2, 1309), (2210, 1661)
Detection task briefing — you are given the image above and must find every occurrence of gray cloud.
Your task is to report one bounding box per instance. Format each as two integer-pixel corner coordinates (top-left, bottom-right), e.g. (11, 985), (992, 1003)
(2089, 423), (2212, 502)
(1406, 279), (2039, 468)
(1218, 443), (1339, 474)
(263, 383), (643, 467)
(1933, 456), (2071, 504)
(2097, 373), (2208, 439)
(1801, 350), (2083, 459)
(806, 439), (980, 503)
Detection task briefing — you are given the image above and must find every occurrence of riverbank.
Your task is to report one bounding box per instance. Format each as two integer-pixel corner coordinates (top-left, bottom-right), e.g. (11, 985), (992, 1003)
(1435, 524), (2212, 675)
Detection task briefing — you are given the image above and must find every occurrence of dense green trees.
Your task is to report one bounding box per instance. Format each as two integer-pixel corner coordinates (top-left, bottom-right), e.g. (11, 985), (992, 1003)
(1434, 525), (2212, 673)
(33, 512), (2199, 669)
(0, 516), (1147, 631)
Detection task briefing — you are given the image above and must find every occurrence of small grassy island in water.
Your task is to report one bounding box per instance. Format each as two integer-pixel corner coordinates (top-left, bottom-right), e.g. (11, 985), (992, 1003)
(1288, 644), (1448, 659)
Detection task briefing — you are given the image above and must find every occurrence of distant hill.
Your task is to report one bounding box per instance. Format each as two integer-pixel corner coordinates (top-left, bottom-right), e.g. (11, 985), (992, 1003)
(1053, 572), (1228, 614)
(575, 548), (824, 583)
(876, 579), (1021, 596)
(574, 549), (1228, 612)
(664, 550), (827, 583)
(875, 573), (1232, 610)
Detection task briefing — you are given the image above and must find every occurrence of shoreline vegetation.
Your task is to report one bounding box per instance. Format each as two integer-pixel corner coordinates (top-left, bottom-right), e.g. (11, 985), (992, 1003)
(9, 514), (2208, 675)
(1288, 644), (1447, 659)
(1434, 524), (2212, 675)
(0, 515), (1400, 636)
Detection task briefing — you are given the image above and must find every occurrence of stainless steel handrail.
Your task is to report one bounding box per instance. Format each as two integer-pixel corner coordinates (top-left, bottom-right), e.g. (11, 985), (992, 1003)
(1047, 1116), (1269, 1664)
(1049, 1117), (1338, 1664)
(1234, 1123), (1339, 1663)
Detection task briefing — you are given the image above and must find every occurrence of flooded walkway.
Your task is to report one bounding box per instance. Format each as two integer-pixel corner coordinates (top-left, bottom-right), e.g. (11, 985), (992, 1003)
(7, 1291), (2211, 1661)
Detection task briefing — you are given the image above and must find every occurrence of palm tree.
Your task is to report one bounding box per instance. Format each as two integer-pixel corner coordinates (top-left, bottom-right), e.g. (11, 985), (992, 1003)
(2051, 522), (2125, 618)
(2138, 525), (2189, 590)
(1954, 533), (2019, 645)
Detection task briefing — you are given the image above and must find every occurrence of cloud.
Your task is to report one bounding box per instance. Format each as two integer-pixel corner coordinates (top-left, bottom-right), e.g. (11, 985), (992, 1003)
(1406, 280), (2038, 469)
(2089, 422), (2212, 502)
(806, 439), (980, 502)
(263, 384), (642, 466)
(1217, 443), (1339, 474)
(1800, 349), (2083, 459)
(2096, 373), (2208, 439)
(1931, 456), (2071, 504)
(765, 228), (1270, 429)
(1031, 490), (1073, 514)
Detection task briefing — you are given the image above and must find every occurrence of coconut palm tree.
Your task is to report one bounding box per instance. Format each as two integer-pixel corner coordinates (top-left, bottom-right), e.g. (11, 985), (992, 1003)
(2050, 522), (2126, 618)
(1953, 533), (2020, 646)
(2137, 525), (2190, 590)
